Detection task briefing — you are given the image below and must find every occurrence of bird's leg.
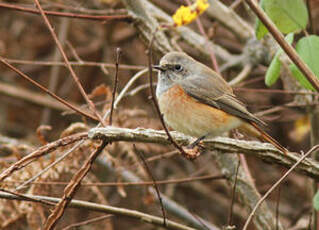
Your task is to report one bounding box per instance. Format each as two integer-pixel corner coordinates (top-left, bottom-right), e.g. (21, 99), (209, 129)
(187, 135), (207, 149)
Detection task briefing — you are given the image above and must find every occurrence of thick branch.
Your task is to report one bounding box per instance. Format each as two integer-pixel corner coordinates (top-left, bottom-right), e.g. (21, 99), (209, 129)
(213, 153), (283, 230)
(120, 0), (173, 55)
(207, 0), (254, 41)
(143, 0), (235, 63)
(89, 127), (319, 180)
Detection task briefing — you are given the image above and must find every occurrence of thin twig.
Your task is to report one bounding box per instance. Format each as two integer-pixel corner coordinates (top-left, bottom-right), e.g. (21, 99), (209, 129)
(14, 141), (84, 191)
(306, 0), (315, 34)
(275, 185), (281, 230)
(0, 57), (98, 121)
(184, 0), (220, 73)
(33, 0), (106, 126)
(41, 16), (70, 125)
(147, 30), (196, 160)
(1, 174), (225, 187)
(245, 0), (319, 92)
(228, 64), (252, 86)
(0, 2), (132, 22)
(242, 145), (319, 230)
(308, 210), (313, 230)
(0, 188), (55, 206)
(228, 158), (240, 227)
(0, 192), (196, 230)
(133, 144), (167, 227)
(109, 48), (121, 126)
(44, 139), (108, 230)
(101, 68), (149, 123)
(0, 132), (87, 182)
(61, 215), (113, 230)
(5, 58), (145, 70)
(0, 81), (74, 111)
(235, 87), (319, 95)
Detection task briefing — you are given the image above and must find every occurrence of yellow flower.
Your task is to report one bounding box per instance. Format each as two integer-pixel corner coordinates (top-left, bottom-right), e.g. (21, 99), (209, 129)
(172, 0), (210, 27)
(173, 5), (197, 26)
(197, 0), (209, 13)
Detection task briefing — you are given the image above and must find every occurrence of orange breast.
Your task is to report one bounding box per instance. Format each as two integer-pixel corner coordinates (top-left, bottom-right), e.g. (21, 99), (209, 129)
(158, 84), (242, 137)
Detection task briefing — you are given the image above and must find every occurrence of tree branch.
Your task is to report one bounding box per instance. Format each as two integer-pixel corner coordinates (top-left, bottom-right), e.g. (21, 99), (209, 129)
(245, 0), (319, 92)
(0, 191), (196, 230)
(89, 127), (319, 180)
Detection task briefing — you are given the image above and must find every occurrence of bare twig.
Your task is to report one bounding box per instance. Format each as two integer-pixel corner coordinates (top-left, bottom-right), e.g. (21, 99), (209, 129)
(5, 58), (145, 70)
(0, 192), (196, 230)
(0, 2), (132, 22)
(184, 0), (220, 73)
(133, 144), (167, 226)
(41, 16), (70, 125)
(44, 139), (108, 230)
(1, 174), (225, 187)
(33, 0), (106, 125)
(0, 57), (98, 121)
(242, 145), (319, 230)
(143, 0), (234, 62)
(98, 152), (219, 230)
(275, 185), (281, 230)
(229, 64), (252, 86)
(101, 68), (149, 123)
(109, 48), (121, 126)
(0, 132), (87, 182)
(61, 215), (113, 230)
(245, 0), (319, 91)
(14, 141), (83, 191)
(235, 87), (319, 95)
(147, 30), (197, 160)
(0, 81), (74, 111)
(228, 158), (240, 226)
(306, 0), (315, 34)
(0, 188), (55, 206)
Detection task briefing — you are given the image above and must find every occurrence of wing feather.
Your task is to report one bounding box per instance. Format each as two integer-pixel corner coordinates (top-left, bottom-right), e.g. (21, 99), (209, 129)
(179, 72), (266, 127)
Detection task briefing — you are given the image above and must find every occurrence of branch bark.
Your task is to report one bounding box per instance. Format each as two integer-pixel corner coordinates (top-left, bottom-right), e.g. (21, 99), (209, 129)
(120, 0), (173, 55)
(207, 0), (254, 41)
(89, 127), (319, 180)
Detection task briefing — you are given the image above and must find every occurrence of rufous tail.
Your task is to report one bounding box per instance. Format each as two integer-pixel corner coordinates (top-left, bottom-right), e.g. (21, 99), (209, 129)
(248, 122), (288, 154)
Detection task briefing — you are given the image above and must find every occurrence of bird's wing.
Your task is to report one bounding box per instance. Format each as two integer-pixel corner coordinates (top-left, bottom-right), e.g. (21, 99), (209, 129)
(179, 72), (266, 127)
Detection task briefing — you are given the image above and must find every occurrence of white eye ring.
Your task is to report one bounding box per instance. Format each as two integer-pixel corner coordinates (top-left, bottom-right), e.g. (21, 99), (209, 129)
(174, 64), (183, 72)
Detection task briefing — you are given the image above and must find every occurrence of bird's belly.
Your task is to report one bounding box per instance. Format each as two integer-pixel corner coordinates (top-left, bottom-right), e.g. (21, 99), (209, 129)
(158, 85), (242, 137)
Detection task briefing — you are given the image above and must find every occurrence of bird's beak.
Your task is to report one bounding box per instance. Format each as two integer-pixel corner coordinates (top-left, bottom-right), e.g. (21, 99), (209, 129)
(152, 65), (165, 72)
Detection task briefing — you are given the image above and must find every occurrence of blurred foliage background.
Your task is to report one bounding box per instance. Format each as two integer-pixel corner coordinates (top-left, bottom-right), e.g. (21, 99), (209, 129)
(0, 0), (319, 229)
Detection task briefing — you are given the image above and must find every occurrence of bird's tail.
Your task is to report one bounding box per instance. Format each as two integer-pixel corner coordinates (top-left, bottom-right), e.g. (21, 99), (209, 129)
(241, 122), (288, 154)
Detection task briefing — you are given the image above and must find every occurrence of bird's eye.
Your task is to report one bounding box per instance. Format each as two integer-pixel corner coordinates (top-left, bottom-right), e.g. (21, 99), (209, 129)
(174, 64), (183, 72)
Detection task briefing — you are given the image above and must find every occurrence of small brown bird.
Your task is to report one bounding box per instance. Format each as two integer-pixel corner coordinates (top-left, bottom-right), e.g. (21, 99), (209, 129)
(154, 51), (287, 154)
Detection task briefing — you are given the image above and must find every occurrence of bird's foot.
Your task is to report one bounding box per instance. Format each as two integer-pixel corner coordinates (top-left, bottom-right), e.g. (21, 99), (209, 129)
(182, 145), (201, 160)
(187, 135), (207, 149)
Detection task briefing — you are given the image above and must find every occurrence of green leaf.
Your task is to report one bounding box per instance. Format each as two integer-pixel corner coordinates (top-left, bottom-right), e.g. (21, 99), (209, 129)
(255, 0), (268, 39)
(277, 33), (294, 55)
(255, 0), (308, 39)
(313, 190), (319, 211)
(290, 35), (319, 91)
(290, 65), (315, 91)
(264, 33), (294, 86)
(265, 54), (281, 86)
(264, 0), (308, 34)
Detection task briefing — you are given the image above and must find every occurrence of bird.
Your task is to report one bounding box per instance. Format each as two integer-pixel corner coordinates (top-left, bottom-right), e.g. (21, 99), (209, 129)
(153, 51), (287, 154)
